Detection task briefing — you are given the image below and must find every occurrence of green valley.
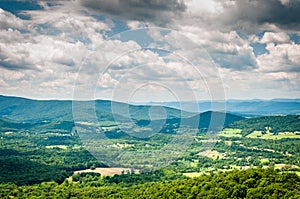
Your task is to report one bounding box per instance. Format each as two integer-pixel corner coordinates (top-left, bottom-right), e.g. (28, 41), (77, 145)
(0, 95), (299, 198)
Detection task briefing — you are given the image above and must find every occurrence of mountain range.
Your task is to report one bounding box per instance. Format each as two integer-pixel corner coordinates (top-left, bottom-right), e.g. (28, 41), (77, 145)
(138, 99), (300, 116)
(0, 95), (244, 133)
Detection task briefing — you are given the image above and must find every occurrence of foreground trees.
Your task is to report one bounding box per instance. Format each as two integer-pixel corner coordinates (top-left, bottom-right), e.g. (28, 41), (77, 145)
(0, 168), (299, 198)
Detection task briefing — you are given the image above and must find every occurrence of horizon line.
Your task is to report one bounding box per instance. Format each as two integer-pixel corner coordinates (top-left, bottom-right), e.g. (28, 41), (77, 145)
(1, 94), (300, 103)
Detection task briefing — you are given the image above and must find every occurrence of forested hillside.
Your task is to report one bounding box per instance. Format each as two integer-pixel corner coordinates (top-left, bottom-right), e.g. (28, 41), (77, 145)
(230, 115), (300, 136)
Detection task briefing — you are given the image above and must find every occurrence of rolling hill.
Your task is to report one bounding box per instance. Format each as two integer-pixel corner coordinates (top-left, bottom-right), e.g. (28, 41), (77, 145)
(142, 99), (300, 116)
(0, 95), (244, 133)
(0, 95), (194, 122)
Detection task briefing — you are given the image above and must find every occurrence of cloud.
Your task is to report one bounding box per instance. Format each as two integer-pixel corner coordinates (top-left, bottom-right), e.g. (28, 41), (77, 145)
(23, 3), (112, 46)
(159, 26), (258, 71)
(178, 0), (300, 34)
(260, 32), (291, 44)
(0, 3), (115, 71)
(1, 0), (300, 100)
(80, 0), (186, 26)
(216, 0), (300, 32)
(126, 20), (147, 29)
(0, 8), (25, 29)
(0, 5), (113, 99)
(257, 42), (300, 73)
(0, 28), (35, 70)
(219, 67), (300, 99)
(252, 31), (299, 72)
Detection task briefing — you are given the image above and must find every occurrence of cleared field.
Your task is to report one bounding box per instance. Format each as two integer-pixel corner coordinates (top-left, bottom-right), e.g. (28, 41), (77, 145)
(224, 141), (232, 146)
(195, 138), (220, 143)
(76, 121), (95, 126)
(45, 145), (68, 149)
(98, 121), (118, 127)
(230, 164), (299, 170)
(112, 143), (135, 149)
(73, 167), (139, 176)
(230, 165), (252, 170)
(222, 128), (242, 133)
(183, 172), (206, 178)
(246, 131), (300, 139)
(73, 167), (134, 176)
(197, 150), (224, 160)
(274, 164), (299, 170)
(67, 168), (134, 182)
(183, 164), (300, 178)
(219, 128), (242, 138)
(260, 158), (269, 163)
(101, 126), (118, 131)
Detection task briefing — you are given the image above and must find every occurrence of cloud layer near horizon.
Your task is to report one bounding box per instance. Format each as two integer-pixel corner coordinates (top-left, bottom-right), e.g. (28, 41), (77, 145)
(0, 0), (299, 100)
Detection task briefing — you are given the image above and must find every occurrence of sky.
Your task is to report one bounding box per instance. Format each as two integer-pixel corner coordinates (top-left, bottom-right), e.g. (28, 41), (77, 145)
(0, 0), (300, 102)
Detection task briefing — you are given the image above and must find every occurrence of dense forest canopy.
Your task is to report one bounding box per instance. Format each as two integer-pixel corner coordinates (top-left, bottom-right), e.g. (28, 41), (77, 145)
(0, 169), (299, 198)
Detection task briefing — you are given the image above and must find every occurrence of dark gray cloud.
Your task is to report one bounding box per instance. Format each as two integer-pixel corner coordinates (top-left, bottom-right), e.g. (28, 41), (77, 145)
(0, 60), (33, 70)
(79, 0), (300, 32)
(80, 0), (186, 26)
(216, 0), (300, 32)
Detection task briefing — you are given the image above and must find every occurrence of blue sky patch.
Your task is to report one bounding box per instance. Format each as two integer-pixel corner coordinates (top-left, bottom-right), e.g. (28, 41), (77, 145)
(251, 43), (268, 56)
(0, 0), (43, 19)
(290, 34), (300, 44)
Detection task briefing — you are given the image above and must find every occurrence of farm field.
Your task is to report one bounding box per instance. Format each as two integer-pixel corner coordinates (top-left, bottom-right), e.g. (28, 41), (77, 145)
(219, 128), (242, 138)
(197, 150), (225, 160)
(246, 131), (300, 139)
(183, 164), (300, 178)
(73, 167), (135, 176)
(45, 145), (68, 149)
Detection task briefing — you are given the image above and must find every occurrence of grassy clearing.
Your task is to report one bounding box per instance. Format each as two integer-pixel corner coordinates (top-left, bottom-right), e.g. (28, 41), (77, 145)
(222, 128), (242, 133)
(230, 165), (252, 170)
(224, 141), (232, 146)
(219, 133), (242, 138)
(183, 172), (206, 178)
(67, 168), (135, 182)
(182, 164), (300, 178)
(45, 145), (68, 149)
(102, 126), (118, 131)
(183, 166), (251, 178)
(260, 158), (269, 163)
(219, 128), (242, 138)
(76, 121), (95, 126)
(98, 121), (118, 127)
(73, 168), (137, 176)
(112, 143), (135, 149)
(197, 150), (224, 160)
(190, 162), (198, 168)
(274, 164), (299, 170)
(195, 139), (220, 143)
(246, 131), (300, 139)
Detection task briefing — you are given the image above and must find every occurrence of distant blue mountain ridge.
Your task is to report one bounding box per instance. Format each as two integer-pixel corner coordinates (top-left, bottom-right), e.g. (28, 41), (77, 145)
(134, 99), (300, 116)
